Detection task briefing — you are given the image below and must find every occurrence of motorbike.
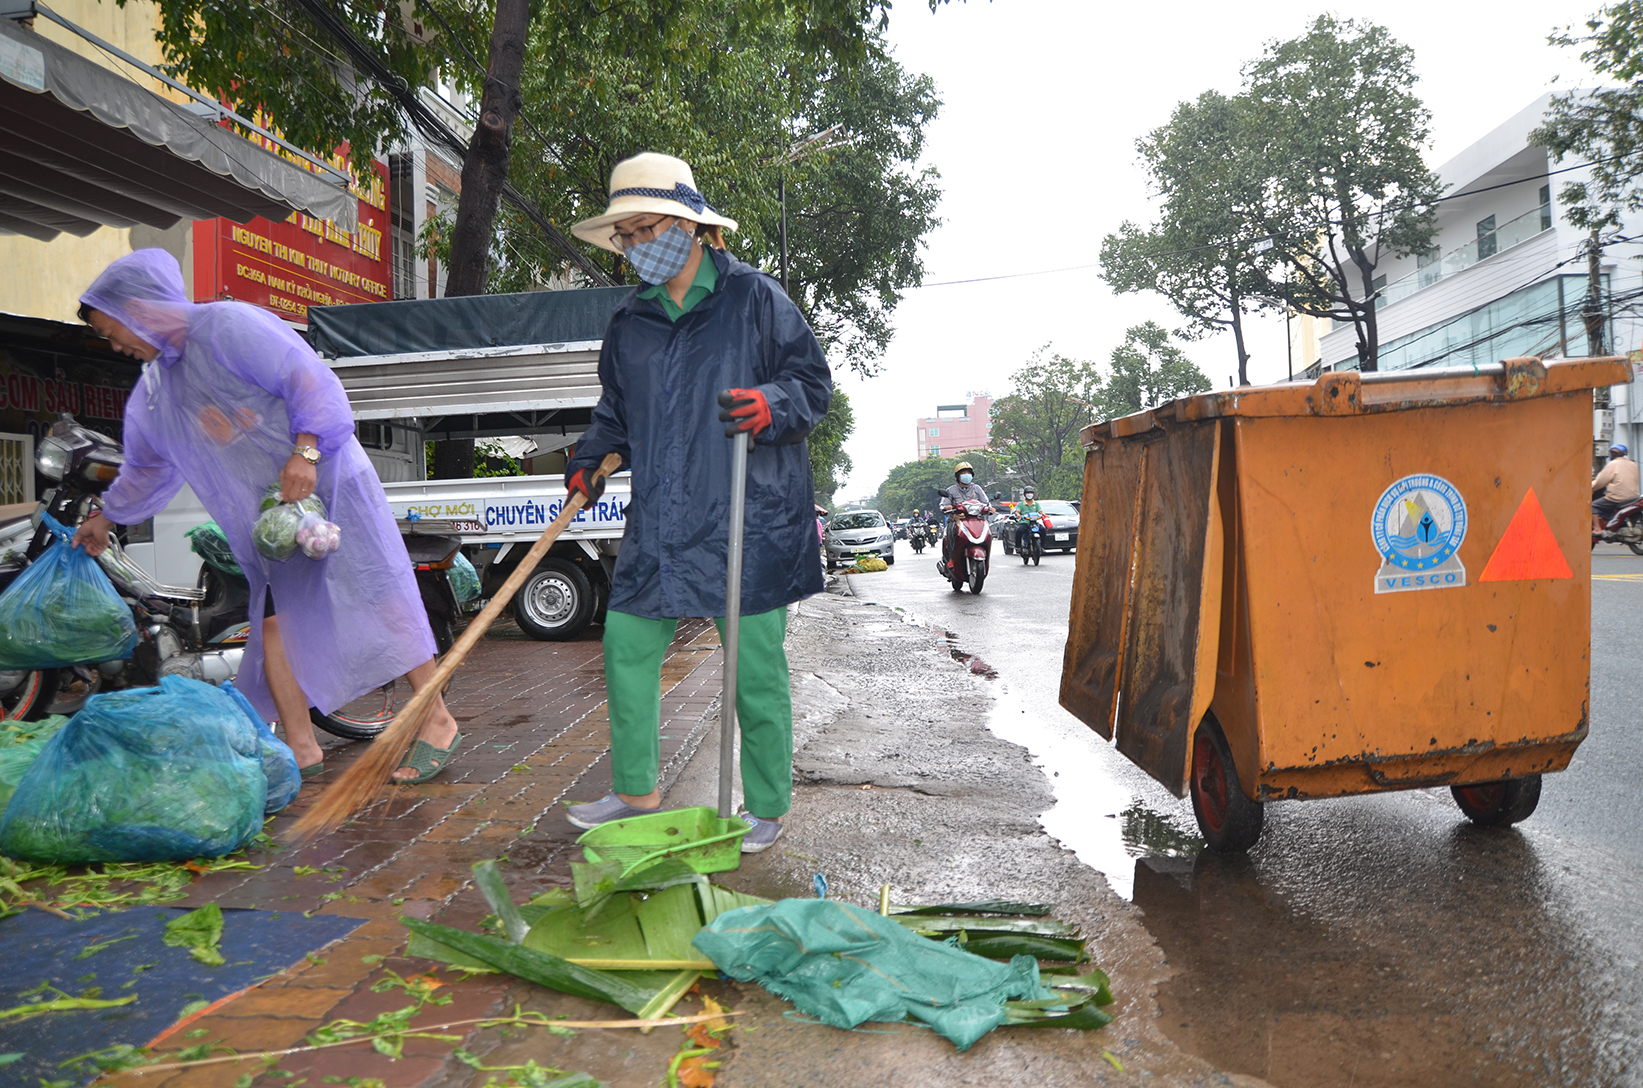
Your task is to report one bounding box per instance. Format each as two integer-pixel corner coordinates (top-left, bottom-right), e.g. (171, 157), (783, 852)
(935, 495), (992, 594)
(909, 521), (931, 554)
(0, 414), (457, 732)
(1012, 513), (1047, 566)
(1593, 495), (1643, 553)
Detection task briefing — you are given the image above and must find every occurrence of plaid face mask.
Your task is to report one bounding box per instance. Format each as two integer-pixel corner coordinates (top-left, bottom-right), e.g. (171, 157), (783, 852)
(626, 222), (696, 285)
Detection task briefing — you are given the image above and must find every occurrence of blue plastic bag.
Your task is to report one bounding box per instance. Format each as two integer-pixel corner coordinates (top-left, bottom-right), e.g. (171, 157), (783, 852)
(0, 676), (267, 863)
(221, 680), (300, 814)
(0, 512), (137, 670)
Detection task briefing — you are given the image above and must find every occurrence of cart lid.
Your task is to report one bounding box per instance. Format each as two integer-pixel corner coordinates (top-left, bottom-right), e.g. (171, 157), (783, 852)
(1082, 357), (1630, 447)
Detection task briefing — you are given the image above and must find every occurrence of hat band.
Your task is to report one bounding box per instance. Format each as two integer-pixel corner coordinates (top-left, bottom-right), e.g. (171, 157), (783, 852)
(610, 181), (710, 215)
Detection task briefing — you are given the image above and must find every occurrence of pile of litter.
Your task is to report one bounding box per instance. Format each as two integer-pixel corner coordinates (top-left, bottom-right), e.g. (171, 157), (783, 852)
(845, 556), (889, 573)
(406, 809), (1114, 1053)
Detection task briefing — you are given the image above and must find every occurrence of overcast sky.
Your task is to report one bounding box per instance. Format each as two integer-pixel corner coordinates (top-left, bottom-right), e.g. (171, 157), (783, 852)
(829, 0), (1601, 502)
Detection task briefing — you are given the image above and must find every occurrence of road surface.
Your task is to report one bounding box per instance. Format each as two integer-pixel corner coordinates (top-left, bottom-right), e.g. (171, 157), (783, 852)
(844, 539), (1643, 1088)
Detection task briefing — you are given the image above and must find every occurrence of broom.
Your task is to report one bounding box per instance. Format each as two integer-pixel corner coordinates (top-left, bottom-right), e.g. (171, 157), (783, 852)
(287, 452), (625, 842)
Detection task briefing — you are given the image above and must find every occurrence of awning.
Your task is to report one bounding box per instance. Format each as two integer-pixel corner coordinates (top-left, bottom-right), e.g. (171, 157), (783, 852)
(0, 17), (355, 241)
(309, 287), (634, 441)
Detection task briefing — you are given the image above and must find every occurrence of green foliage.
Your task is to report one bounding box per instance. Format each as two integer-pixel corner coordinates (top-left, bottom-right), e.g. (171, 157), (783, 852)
(873, 453), (1003, 517)
(495, 18), (940, 374)
(988, 346), (1101, 501)
(1100, 91), (1277, 384)
(808, 388), (855, 508)
(1242, 15), (1442, 371)
(162, 903), (225, 966)
(1102, 322), (1212, 418)
(1532, 5), (1642, 233)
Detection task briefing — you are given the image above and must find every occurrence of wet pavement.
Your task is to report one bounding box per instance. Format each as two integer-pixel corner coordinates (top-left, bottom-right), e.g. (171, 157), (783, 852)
(845, 541), (1643, 1088)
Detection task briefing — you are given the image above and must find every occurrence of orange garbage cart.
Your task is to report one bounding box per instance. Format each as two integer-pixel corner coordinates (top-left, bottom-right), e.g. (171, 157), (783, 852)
(1059, 357), (1628, 851)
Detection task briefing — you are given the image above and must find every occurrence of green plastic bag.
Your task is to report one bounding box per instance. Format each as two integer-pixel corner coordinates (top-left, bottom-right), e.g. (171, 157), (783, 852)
(692, 899), (1054, 1050)
(0, 513), (138, 670)
(185, 521), (244, 579)
(448, 551), (480, 604)
(0, 677), (266, 863)
(0, 715), (68, 823)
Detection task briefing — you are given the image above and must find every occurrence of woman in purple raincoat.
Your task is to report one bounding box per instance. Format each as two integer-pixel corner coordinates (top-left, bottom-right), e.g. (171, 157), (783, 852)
(71, 250), (461, 783)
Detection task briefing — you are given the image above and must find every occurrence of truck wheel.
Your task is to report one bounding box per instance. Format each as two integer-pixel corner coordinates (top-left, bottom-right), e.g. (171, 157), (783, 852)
(1190, 715), (1264, 852)
(515, 558), (595, 641)
(1450, 775), (1542, 827)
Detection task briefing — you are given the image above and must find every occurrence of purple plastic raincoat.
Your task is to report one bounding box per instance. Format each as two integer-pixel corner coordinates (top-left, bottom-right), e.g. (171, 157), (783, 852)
(82, 250), (434, 719)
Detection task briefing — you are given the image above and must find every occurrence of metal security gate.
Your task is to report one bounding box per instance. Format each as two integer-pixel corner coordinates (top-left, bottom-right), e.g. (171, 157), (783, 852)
(0, 432), (33, 504)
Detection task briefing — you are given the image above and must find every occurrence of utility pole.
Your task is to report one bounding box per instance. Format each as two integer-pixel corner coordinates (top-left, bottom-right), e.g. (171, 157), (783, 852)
(779, 174), (788, 295)
(1584, 228), (1608, 357)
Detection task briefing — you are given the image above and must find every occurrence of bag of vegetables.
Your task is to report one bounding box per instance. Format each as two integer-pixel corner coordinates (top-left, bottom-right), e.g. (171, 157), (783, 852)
(253, 483), (341, 561)
(0, 512), (138, 670)
(186, 520), (244, 578)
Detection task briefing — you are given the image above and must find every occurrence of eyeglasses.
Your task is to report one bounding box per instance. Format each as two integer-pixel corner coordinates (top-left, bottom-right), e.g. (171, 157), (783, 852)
(609, 216), (679, 252)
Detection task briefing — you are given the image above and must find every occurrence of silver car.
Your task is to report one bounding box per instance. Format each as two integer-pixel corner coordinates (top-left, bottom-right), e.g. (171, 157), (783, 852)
(825, 510), (896, 569)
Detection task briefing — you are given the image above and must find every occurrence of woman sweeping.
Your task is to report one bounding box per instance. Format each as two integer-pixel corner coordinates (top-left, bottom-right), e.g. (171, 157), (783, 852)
(70, 250), (461, 784)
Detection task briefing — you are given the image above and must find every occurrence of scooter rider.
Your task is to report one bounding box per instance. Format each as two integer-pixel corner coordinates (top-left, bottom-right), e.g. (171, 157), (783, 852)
(941, 461), (992, 572)
(560, 153), (831, 854)
(1593, 443), (1640, 532)
(1013, 486), (1044, 551)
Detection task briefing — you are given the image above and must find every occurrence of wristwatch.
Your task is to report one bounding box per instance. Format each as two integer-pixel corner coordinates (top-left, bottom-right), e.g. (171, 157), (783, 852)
(294, 444), (321, 465)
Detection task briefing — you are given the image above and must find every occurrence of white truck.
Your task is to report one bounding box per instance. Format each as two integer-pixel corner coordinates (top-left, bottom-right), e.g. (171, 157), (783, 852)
(381, 471), (631, 641)
(138, 471), (631, 643)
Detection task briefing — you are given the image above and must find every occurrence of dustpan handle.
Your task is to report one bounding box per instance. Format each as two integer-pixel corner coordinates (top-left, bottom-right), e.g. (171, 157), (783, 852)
(720, 431), (751, 820)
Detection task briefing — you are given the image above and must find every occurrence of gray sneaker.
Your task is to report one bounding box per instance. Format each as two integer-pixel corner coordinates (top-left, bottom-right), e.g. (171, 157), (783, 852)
(740, 814), (784, 853)
(566, 794), (660, 830)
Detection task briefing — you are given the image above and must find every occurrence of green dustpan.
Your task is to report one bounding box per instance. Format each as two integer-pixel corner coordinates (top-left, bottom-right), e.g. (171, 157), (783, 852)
(575, 805), (749, 878)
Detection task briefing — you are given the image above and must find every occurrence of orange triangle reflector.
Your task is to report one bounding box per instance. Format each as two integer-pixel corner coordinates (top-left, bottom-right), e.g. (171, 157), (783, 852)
(1479, 487), (1572, 582)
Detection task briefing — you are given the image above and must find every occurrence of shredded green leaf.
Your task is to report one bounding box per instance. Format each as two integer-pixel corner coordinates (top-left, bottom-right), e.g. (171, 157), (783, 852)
(163, 904), (226, 966)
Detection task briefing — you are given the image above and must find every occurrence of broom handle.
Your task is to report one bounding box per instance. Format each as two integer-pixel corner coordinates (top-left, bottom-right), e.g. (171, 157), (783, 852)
(395, 452), (625, 722)
(719, 432), (751, 820)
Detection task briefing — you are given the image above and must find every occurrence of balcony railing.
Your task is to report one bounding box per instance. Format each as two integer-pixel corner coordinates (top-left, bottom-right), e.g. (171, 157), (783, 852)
(1375, 202), (1552, 309)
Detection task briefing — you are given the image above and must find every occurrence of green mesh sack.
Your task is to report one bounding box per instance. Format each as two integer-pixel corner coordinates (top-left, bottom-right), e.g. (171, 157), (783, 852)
(185, 521), (244, 579)
(448, 552), (480, 604)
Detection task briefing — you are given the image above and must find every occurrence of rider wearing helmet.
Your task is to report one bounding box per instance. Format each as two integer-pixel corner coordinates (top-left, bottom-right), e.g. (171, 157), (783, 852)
(1593, 443), (1640, 531)
(1014, 486), (1045, 551)
(941, 461), (993, 571)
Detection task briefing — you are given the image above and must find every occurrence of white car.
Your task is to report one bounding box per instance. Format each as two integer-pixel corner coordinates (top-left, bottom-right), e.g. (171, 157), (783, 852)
(825, 510), (896, 569)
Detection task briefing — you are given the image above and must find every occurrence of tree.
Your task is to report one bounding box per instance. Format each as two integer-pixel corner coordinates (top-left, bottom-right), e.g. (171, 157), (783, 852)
(1242, 15), (1443, 372)
(1102, 323), (1211, 418)
(808, 389), (855, 509)
(1100, 91), (1277, 386)
(988, 346), (1101, 500)
(873, 453), (1003, 517)
(1530, 5), (1642, 355)
(491, 21), (940, 375)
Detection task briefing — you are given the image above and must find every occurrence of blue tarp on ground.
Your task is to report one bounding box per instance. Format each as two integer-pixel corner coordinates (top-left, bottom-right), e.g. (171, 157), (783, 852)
(0, 907), (364, 1087)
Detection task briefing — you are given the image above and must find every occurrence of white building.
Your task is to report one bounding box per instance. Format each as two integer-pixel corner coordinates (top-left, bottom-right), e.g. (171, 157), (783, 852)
(1312, 94), (1643, 456)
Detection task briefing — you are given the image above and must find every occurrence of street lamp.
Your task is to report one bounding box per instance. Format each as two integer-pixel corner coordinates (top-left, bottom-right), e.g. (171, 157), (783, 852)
(778, 124), (843, 295)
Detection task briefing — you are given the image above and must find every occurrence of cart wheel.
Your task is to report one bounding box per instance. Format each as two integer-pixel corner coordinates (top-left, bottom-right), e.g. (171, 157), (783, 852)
(1190, 716), (1264, 852)
(1450, 775), (1542, 827)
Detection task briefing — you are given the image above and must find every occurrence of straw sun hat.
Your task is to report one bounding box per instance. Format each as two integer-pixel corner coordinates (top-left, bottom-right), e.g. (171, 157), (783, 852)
(570, 152), (738, 254)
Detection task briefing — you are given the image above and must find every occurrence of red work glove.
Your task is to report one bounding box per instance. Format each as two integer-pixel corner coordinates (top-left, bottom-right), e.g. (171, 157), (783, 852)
(717, 388), (772, 437)
(565, 467), (605, 505)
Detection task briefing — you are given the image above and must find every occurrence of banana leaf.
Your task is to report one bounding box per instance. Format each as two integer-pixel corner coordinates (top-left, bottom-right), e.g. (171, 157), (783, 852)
(956, 933), (1088, 962)
(1045, 968), (1114, 1006)
(1002, 1001), (1115, 1031)
(473, 860), (530, 943)
(403, 919), (667, 1013)
(890, 900), (1052, 917)
(893, 915), (1080, 938)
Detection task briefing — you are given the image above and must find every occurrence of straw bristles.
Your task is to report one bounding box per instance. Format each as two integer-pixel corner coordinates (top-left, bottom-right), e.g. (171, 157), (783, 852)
(287, 453), (624, 842)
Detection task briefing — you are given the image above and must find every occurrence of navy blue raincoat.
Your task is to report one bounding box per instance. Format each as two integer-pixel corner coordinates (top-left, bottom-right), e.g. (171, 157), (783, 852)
(567, 248), (831, 619)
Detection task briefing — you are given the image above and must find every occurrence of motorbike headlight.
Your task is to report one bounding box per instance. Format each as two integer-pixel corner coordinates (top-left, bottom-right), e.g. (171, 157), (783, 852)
(35, 436), (72, 482)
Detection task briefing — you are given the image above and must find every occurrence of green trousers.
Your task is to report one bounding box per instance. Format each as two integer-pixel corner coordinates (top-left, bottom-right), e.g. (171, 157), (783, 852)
(603, 608), (793, 819)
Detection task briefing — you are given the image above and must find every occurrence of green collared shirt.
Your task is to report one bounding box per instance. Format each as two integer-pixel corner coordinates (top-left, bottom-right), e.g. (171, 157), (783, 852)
(637, 246), (719, 321)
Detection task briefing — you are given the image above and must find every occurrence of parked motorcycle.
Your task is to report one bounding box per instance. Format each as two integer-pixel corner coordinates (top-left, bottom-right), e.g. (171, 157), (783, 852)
(0, 414), (452, 733)
(1593, 496), (1643, 553)
(1012, 513), (1046, 566)
(935, 496), (992, 594)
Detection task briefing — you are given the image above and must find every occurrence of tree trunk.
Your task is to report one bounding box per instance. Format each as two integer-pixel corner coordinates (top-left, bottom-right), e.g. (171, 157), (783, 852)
(1354, 256), (1379, 372)
(1228, 279), (1250, 386)
(432, 0), (529, 477)
(1584, 228), (1607, 357)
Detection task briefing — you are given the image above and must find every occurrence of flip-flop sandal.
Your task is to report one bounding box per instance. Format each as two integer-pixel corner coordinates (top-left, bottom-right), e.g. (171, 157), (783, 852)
(299, 761), (326, 778)
(394, 732), (463, 785)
